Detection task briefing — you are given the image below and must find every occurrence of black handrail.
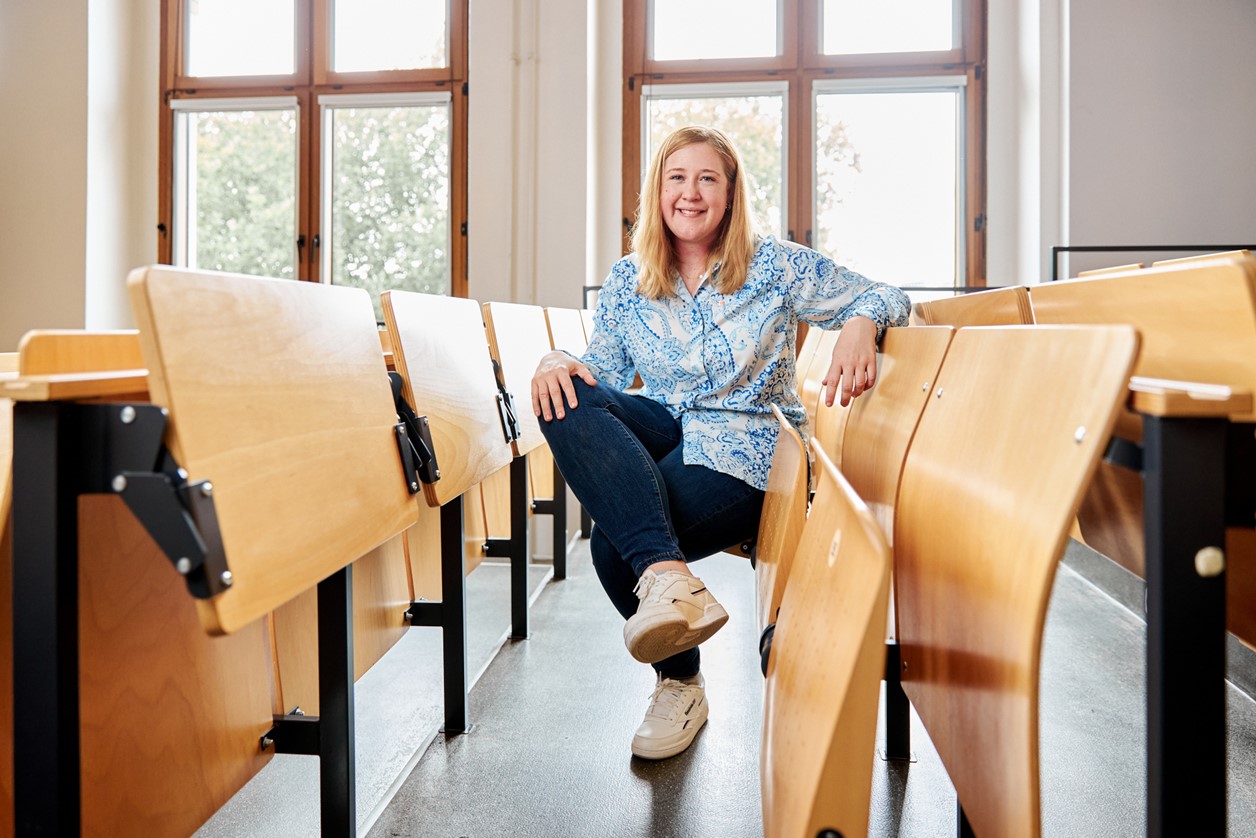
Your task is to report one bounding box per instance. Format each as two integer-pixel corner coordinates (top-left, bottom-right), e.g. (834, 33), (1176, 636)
(1050, 244), (1256, 283)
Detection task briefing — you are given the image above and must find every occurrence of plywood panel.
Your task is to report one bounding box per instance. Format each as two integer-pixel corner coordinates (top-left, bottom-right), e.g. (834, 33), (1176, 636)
(128, 266), (418, 635)
(382, 291), (515, 506)
(754, 408), (808, 634)
(482, 302), (553, 457)
(912, 286), (1032, 328)
(761, 441), (890, 838)
(839, 326), (953, 545)
(545, 307), (590, 357)
(1028, 254), (1256, 422)
(17, 330), (144, 375)
(894, 325), (1138, 838)
(272, 535), (411, 716)
(77, 496), (275, 837)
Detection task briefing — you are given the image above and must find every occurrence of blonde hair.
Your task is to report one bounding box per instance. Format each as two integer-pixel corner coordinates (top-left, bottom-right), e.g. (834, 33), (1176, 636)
(631, 125), (758, 300)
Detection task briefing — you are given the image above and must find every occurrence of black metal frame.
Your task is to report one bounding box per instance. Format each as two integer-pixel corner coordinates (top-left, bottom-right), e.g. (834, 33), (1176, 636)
(1141, 415), (1237, 836)
(10, 400), (365, 837)
(406, 498), (472, 734)
(1049, 244), (1256, 283)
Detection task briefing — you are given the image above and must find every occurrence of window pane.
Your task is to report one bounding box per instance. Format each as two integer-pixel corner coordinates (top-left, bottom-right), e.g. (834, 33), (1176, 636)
(185, 0), (295, 77)
(814, 87), (959, 286)
(823, 0), (953, 55)
(174, 109), (297, 279)
(333, 0), (448, 72)
(326, 102), (451, 315)
(644, 91), (786, 237)
(651, 0), (779, 61)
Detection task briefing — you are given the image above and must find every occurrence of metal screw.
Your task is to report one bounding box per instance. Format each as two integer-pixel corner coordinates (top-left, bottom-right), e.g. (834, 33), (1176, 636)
(404, 610), (413, 622)
(291, 707), (305, 716)
(260, 736), (273, 751)
(220, 570), (234, 588)
(1195, 546), (1225, 578)
(200, 482), (214, 498)
(175, 557), (192, 575)
(921, 383), (928, 392)
(1074, 426), (1087, 443)
(434, 469), (441, 479)
(111, 475), (127, 493)
(120, 405), (136, 424)
(902, 660), (908, 671)
(410, 481), (419, 492)
(177, 468), (188, 480)
(935, 387), (944, 399)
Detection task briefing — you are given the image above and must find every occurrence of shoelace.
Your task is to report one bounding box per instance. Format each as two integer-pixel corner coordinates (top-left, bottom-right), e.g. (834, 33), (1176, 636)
(632, 573), (658, 602)
(644, 679), (698, 722)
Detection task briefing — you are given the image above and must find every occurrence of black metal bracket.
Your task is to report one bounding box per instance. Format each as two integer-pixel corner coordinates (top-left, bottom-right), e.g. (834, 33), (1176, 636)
(482, 538), (511, 558)
(1103, 434), (1144, 472)
(84, 403), (231, 599)
(389, 372), (441, 493)
(492, 359), (520, 444)
(405, 600), (445, 627)
(261, 711), (320, 755)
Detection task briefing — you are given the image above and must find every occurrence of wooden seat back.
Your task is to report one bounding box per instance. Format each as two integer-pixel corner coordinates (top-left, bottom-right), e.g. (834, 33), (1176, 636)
(1077, 262), (1144, 276)
(761, 439), (890, 838)
(838, 326), (953, 544)
(911, 286), (1033, 328)
(128, 265), (419, 635)
(17, 329), (144, 374)
(580, 308), (595, 344)
(1152, 249), (1250, 267)
(1028, 253), (1256, 646)
(2, 325), (279, 835)
(894, 324), (1139, 838)
(798, 328), (840, 426)
(482, 302), (552, 458)
(1028, 254), (1256, 422)
(754, 407), (809, 633)
(545, 307), (590, 357)
(382, 291), (516, 506)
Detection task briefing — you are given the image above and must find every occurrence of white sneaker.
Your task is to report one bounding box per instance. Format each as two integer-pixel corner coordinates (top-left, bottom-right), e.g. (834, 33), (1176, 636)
(623, 569), (729, 664)
(631, 674), (708, 760)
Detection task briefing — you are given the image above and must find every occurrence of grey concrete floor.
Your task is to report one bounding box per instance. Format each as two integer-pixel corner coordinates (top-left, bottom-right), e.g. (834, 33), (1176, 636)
(368, 540), (1256, 838)
(196, 539), (1256, 837)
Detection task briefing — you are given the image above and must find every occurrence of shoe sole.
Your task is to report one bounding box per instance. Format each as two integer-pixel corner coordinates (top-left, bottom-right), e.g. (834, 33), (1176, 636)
(624, 604), (729, 664)
(631, 700), (709, 760)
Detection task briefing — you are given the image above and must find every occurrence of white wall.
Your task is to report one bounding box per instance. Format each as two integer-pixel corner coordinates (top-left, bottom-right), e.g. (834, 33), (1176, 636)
(86, 0), (160, 330)
(988, 0), (1256, 283)
(0, 0), (91, 349)
(468, 0), (589, 307)
(1065, 0), (1256, 276)
(0, 0), (158, 350)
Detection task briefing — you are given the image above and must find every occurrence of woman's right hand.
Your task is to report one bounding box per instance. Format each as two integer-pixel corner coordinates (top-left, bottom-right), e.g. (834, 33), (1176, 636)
(531, 351), (598, 421)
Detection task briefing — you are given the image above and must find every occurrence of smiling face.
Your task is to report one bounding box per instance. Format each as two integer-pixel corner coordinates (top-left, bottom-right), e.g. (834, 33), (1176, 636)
(659, 141), (731, 257)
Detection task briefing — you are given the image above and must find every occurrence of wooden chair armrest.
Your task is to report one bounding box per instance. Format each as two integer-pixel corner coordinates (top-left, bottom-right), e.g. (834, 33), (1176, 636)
(1127, 377), (1253, 418)
(0, 370), (149, 402)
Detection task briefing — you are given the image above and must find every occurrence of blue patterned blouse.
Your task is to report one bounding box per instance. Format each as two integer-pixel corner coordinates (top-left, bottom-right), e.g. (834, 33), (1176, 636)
(579, 235), (911, 490)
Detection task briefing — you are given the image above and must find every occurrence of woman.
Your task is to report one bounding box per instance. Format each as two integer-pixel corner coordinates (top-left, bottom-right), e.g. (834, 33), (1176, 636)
(531, 125), (910, 760)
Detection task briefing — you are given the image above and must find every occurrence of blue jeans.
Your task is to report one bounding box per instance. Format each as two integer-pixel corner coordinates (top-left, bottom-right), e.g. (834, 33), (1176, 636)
(538, 379), (764, 679)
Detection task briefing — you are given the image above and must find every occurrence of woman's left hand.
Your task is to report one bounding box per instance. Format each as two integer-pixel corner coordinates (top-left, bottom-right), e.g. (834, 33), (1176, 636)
(822, 315), (878, 407)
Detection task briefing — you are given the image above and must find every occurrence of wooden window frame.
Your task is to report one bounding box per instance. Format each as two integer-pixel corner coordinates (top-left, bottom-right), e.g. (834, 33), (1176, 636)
(623, 0), (987, 287)
(158, 0), (470, 297)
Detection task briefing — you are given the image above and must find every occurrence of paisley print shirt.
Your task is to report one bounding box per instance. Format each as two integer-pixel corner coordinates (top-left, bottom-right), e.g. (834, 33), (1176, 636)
(580, 235), (911, 490)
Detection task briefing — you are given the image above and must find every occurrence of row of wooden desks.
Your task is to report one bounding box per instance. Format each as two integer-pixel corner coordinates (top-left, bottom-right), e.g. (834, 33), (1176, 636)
(1, 269), (579, 835)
